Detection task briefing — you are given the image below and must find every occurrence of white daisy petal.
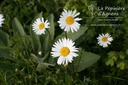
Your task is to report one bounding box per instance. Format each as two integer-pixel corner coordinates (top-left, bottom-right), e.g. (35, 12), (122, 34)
(108, 37), (113, 41)
(0, 14), (5, 27)
(74, 12), (80, 17)
(51, 38), (78, 65)
(72, 10), (77, 16)
(75, 18), (82, 21)
(67, 55), (73, 62)
(57, 56), (64, 65)
(32, 17), (50, 35)
(58, 9), (82, 33)
(97, 33), (113, 48)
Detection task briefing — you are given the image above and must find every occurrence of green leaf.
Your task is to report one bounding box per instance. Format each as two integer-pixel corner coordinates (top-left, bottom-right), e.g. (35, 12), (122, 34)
(12, 17), (25, 36)
(108, 51), (116, 57)
(119, 54), (125, 60)
(34, 12), (43, 19)
(126, 49), (128, 55)
(55, 25), (88, 41)
(112, 56), (118, 61)
(67, 25), (88, 41)
(42, 32), (51, 54)
(30, 29), (41, 53)
(117, 62), (125, 70)
(30, 53), (44, 63)
(73, 51), (100, 72)
(0, 61), (15, 71)
(54, 32), (65, 42)
(0, 46), (14, 61)
(36, 62), (54, 73)
(106, 58), (114, 66)
(42, 0), (55, 13)
(47, 14), (54, 40)
(0, 30), (9, 46)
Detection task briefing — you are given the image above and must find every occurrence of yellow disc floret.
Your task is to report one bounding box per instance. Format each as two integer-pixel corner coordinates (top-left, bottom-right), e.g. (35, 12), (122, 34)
(102, 37), (108, 42)
(66, 16), (74, 25)
(39, 23), (45, 30)
(60, 47), (70, 56)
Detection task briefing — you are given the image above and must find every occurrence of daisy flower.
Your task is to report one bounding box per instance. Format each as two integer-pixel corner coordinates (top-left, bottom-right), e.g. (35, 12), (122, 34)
(0, 14), (5, 27)
(32, 17), (50, 35)
(58, 9), (82, 33)
(97, 33), (113, 48)
(51, 38), (78, 65)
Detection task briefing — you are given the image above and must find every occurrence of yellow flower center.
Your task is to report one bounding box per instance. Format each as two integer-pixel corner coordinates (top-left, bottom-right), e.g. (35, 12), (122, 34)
(66, 16), (74, 25)
(39, 23), (45, 30)
(60, 47), (70, 56)
(102, 37), (108, 42)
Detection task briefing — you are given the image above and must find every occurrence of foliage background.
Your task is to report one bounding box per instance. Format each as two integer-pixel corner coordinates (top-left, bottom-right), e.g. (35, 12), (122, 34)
(0, 0), (128, 85)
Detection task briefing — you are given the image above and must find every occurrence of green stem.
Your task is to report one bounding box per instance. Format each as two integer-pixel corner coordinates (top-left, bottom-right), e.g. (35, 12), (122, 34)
(72, 61), (75, 85)
(65, 31), (68, 39)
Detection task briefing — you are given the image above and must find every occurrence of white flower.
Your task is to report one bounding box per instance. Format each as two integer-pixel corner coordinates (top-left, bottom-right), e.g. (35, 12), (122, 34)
(58, 9), (82, 33)
(32, 17), (50, 35)
(51, 38), (78, 65)
(0, 14), (5, 27)
(97, 33), (113, 48)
